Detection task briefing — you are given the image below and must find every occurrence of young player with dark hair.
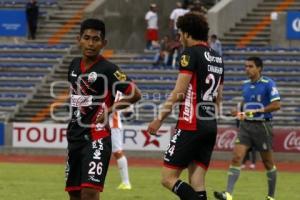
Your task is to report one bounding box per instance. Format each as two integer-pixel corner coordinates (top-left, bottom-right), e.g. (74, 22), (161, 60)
(147, 13), (224, 200)
(65, 18), (141, 200)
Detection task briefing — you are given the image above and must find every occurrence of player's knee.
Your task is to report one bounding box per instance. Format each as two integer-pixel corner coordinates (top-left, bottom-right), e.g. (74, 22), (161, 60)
(68, 190), (80, 200)
(81, 188), (98, 200)
(232, 154), (243, 165)
(113, 151), (124, 159)
(263, 160), (274, 170)
(161, 176), (172, 188)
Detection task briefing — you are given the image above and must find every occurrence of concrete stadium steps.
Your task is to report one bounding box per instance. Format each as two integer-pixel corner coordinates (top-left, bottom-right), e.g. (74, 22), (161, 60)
(26, 38), (75, 44)
(220, 0), (300, 47)
(224, 51), (300, 56)
(0, 49), (68, 54)
(32, 0), (92, 44)
(38, 24), (80, 29)
(253, 6), (300, 13)
(222, 41), (268, 47)
(8, 1), (300, 128)
(48, 14), (82, 20)
(0, 44), (70, 122)
(224, 32), (270, 37)
(0, 58), (61, 64)
(228, 26), (270, 33)
(35, 34), (80, 40)
(10, 49), (161, 122)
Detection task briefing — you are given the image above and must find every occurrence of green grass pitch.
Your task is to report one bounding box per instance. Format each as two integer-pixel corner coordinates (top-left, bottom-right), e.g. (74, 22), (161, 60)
(0, 163), (299, 199)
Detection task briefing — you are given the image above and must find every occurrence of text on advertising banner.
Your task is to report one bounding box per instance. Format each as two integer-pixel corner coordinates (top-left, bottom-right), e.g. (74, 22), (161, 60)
(286, 11), (300, 39)
(0, 10), (27, 36)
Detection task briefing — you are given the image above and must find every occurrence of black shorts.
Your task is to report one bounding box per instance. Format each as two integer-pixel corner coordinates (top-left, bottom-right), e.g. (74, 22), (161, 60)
(65, 136), (112, 192)
(163, 127), (217, 170)
(237, 121), (273, 151)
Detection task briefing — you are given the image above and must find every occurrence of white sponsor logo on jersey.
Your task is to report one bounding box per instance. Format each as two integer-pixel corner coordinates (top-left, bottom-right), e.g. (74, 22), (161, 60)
(88, 72), (97, 83)
(183, 84), (193, 123)
(204, 51), (222, 63)
(71, 95), (93, 107)
(71, 70), (77, 77)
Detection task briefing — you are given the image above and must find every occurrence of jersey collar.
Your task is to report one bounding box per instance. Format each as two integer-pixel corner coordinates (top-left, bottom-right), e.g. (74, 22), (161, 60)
(193, 41), (209, 47)
(80, 56), (103, 73)
(250, 76), (263, 83)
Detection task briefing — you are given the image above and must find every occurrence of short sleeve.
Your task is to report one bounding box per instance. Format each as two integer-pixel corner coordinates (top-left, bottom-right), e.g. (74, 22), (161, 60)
(170, 10), (176, 20)
(68, 58), (79, 82)
(145, 12), (150, 20)
(106, 64), (133, 96)
(67, 59), (74, 82)
(267, 79), (280, 102)
(179, 48), (196, 74)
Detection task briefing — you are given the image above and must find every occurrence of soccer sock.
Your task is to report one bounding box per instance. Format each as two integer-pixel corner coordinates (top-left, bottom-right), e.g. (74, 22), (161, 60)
(196, 191), (207, 200)
(226, 165), (241, 194)
(266, 166), (277, 197)
(172, 180), (200, 200)
(117, 156), (130, 184)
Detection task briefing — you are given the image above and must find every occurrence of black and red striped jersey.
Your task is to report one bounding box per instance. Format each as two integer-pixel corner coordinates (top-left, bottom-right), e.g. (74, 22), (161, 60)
(177, 43), (224, 131)
(67, 56), (133, 147)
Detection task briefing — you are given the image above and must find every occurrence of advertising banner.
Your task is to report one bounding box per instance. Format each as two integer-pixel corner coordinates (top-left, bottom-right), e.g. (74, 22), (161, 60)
(0, 122), (4, 145)
(12, 123), (300, 153)
(214, 127), (300, 153)
(13, 123), (68, 148)
(12, 123), (171, 151)
(122, 125), (171, 151)
(286, 11), (300, 39)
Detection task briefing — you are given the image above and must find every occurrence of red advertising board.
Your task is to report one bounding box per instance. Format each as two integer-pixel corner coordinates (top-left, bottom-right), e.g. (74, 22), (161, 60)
(214, 127), (300, 153)
(11, 123), (300, 153)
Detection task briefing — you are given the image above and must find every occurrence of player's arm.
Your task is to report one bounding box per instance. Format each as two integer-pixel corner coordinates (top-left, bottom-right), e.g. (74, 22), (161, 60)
(96, 85), (141, 124)
(147, 48), (195, 134)
(147, 73), (192, 134)
(109, 85), (141, 113)
(95, 65), (141, 123)
(250, 100), (281, 114)
(216, 84), (223, 116)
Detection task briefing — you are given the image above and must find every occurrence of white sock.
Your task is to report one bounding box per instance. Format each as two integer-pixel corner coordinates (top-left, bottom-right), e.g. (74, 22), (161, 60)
(117, 156), (130, 185)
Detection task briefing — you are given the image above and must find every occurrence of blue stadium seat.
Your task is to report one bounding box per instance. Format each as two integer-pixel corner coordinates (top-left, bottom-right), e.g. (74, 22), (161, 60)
(0, 63), (53, 68)
(0, 93), (27, 99)
(0, 53), (63, 59)
(0, 83), (35, 88)
(0, 102), (17, 107)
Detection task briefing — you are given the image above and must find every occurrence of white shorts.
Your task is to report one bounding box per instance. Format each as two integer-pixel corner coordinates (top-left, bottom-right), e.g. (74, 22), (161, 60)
(111, 128), (123, 153)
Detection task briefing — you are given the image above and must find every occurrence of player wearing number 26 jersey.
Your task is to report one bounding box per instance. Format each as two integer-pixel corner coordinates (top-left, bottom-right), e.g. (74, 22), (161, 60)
(65, 18), (141, 200)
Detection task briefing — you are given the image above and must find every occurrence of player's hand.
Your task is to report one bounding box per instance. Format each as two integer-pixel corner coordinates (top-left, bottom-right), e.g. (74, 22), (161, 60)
(95, 112), (105, 124)
(147, 119), (162, 135)
(236, 112), (246, 121)
(95, 109), (109, 124)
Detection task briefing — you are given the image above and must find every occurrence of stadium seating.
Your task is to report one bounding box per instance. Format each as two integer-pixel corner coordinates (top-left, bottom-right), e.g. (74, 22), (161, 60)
(0, 0), (57, 6)
(0, 44), (70, 121)
(220, 1), (300, 46)
(2, 42), (299, 127)
(1, 0), (298, 127)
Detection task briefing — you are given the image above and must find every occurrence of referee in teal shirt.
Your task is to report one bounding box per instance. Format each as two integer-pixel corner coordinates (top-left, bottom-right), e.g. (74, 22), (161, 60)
(214, 57), (281, 200)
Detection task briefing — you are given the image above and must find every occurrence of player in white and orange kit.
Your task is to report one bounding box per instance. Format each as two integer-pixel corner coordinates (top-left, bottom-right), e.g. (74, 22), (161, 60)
(110, 91), (132, 190)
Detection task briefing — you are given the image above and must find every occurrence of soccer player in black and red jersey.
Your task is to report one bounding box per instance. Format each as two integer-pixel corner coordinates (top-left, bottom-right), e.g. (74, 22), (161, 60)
(147, 13), (224, 200)
(65, 18), (141, 200)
